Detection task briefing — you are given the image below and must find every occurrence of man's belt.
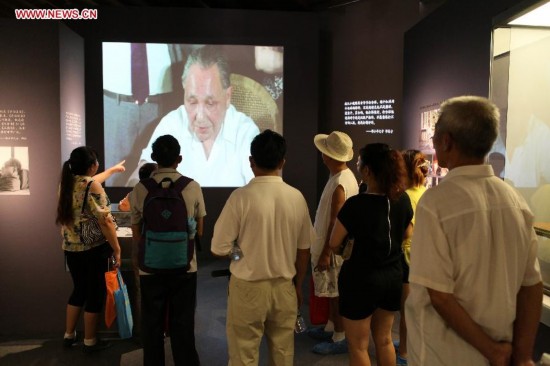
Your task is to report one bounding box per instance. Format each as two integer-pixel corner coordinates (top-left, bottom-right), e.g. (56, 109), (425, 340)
(103, 89), (163, 104)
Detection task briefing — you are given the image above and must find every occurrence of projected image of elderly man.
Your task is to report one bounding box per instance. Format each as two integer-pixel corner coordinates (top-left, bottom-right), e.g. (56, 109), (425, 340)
(131, 45), (259, 187)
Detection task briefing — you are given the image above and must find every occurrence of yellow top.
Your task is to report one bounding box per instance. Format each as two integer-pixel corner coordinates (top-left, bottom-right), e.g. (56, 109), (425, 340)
(402, 185), (427, 265)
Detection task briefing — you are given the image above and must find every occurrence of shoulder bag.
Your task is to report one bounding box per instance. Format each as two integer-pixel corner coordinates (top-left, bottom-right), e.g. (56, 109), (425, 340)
(336, 235), (354, 260)
(79, 181), (105, 245)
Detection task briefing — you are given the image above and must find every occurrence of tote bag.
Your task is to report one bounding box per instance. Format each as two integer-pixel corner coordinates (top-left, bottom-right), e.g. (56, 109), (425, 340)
(114, 270), (133, 339)
(105, 269), (118, 328)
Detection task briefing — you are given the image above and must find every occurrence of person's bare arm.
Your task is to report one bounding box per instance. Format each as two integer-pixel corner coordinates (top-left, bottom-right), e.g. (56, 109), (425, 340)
(98, 215), (121, 266)
(316, 185), (345, 271)
(512, 282), (543, 366)
(427, 288), (512, 366)
(93, 160), (126, 184)
(196, 216), (204, 238)
(295, 248), (310, 307)
(403, 222), (413, 241)
(328, 218), (348, 250)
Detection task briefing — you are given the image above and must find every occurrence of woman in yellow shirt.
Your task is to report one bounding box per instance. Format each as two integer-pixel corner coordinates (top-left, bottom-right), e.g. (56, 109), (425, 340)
(396, 149), (430, 365)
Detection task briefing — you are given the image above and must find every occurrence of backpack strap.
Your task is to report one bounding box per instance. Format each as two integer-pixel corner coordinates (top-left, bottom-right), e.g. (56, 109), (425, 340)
(173, 175), (193, 192)
(139, 177), (167, 237)
(141, 176), (192, 191)
(81, 180), (94, 214)
(140, 177), (160, 192)
(173, 176), (201, 251)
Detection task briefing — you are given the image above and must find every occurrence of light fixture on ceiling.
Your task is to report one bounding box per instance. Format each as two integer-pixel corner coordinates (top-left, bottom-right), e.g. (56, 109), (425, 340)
(508, 0), (550, 27)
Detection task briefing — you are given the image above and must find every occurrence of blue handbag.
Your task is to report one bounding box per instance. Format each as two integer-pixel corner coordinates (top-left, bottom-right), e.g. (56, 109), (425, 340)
(114, 270), (133, 339)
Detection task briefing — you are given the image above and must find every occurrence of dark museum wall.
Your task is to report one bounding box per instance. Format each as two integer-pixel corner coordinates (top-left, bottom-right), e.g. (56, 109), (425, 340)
(402, 0), (526, 149)
(315, 0), (440, 192)
(321, 0), (424, 147)
(0, 21), (70, 335)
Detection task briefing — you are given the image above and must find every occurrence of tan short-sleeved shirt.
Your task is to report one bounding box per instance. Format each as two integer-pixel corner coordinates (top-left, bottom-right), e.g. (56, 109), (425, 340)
(211, 176), (315, 281)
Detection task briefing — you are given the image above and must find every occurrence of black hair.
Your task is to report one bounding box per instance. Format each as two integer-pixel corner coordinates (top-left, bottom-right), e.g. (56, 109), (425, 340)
(139, 163), (158, 180)
(151, 135), (181, 167)
(250, 129), (286, 170)
(359, 143), (406, 201)
(55, 146), (98, 226)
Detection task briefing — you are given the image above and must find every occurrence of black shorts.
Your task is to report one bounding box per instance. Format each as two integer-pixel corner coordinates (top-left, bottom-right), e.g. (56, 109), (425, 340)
(338, 264), (402, 320)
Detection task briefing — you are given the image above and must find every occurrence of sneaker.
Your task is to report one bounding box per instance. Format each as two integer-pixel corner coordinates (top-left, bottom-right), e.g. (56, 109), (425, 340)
(312, 339), (348, 355)
(82, 339), (112, 353)
(63, 335), (78, 348)
(306, 327), (334, 342)
(397, 354), (408, 365)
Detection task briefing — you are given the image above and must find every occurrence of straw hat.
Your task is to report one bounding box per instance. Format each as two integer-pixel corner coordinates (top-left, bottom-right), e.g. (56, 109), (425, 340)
(314, 131), (353, 162)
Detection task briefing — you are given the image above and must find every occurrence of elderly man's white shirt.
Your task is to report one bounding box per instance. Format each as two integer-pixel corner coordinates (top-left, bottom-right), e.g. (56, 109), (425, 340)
(406, 165), (541, 365)
(140, 104), (259, 187)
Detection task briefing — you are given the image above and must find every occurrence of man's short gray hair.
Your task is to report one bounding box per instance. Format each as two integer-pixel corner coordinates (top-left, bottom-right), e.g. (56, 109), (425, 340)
(436, 96), (500, 159)
(181, 45), (231, 90)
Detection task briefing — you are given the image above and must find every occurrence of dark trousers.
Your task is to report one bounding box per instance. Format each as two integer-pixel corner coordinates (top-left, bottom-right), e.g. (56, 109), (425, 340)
(140, 272), (200, 366)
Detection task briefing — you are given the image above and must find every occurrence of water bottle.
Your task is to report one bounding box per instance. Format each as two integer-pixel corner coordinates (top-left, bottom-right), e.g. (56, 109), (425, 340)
(187, 218), (197, 240)
(230, 242), (244, 261)
(295, 310), (307, 333)
(539, 353), (550, 366)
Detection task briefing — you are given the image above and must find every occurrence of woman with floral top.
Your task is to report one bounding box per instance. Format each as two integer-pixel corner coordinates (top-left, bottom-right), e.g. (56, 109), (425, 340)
(55, 146), (124, 352)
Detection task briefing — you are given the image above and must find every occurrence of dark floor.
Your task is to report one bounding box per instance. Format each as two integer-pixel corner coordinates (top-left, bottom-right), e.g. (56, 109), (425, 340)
(0, 259), (548, 365)
(0, 260), (363, 366)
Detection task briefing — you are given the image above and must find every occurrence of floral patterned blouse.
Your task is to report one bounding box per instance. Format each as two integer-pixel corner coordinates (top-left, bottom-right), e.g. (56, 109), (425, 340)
(61, 175), (113, 252)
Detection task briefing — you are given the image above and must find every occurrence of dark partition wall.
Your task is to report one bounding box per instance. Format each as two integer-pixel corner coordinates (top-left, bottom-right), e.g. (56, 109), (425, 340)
(59, 23), (86, 160)
(401, 0), (525, 151)
(0, 20), (72, 336)
(314, 0), (433, 193)
(321, 0), (421, 146)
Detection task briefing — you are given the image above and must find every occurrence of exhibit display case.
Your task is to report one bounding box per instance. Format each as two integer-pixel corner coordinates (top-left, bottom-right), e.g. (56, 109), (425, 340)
(490, 0), (550, 326)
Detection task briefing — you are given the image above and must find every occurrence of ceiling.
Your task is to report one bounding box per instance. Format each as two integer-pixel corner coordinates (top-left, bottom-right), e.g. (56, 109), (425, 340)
(0, 0), (370, 18)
